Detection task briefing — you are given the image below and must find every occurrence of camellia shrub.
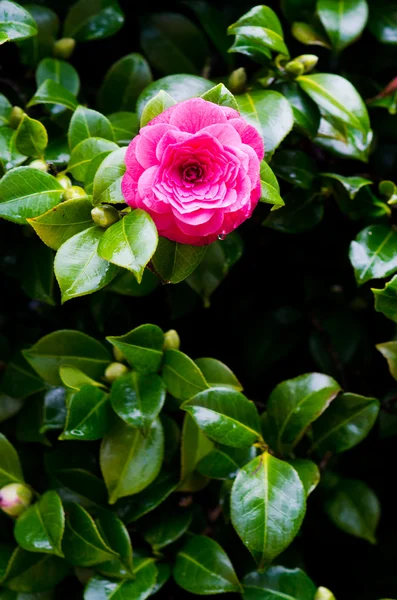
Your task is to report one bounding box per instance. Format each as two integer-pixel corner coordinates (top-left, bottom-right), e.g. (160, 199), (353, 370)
(0, 0), (396, 599)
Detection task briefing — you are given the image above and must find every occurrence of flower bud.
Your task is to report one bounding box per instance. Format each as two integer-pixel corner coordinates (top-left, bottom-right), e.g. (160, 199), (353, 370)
(104, 362), (129, 383)
(63, 186), (87, 201)
(0, 483), (33, 517)
(56, 173), (72, 189)
(53, 37), (76, 60)
(9, 106), (24, 129)
(91, 205), (120, 228)
(295, 54), (319, 73)
(29, 159), (48, 173)
(315, 587), (336, 600)
(164, 329), (180, 351)
(285, 60), (305, 77)
(228, 68), (247, 95)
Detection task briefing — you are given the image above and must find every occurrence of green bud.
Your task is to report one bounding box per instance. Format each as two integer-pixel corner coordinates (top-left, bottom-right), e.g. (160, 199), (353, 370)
(295, 54), (319, 73)
(0, 483), (33, 518)
(315, 587), (336, 600)
(105, 362), (129, 383)
(113, 346), (126, 362)
(164, 329), (180, 351)
(91, 205), (120, 228)
(56, 173), (72, 189)
(9, 106), (24, 129)
(63, 186), (87, 201)
(228, 68), (247, 95)
(29, 159), (48, 173)
(285, 60), (305, 77)
(53, 37), (76, 60)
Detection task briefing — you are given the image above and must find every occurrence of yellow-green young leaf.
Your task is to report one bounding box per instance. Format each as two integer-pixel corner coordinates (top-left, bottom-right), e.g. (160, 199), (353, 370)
(27, 197), (93, 251)
(0, 434), (24, 487)
(100, 417), (164, 504)
(84, 558), (157, 600)
(99, 53), (152, 114)
(201, 83), (238, 110)
(231, 453), (306, 568)
(349, 225), (397, 285)
(68, 106), (114, 150)
(0, 167), (64, 224)
(92, 147), (126, 205)
(174, 536), (241, 594)
(54, 227), (119, 303)
(162, 349), (209, 401)
(36, 58), (80, 96)
(318, 0), (368, 53)
(68, 137), (118, 182)
(14, 114), (48, 158)
(14, 491), (65, 557)
(0, 0), (37, 43)
(140, 90), (176, 128)
(315, 587), (337, 600)
(64, 0), (125, 41)
(243, 566), (317, 600)
(97, 210), (158, 283)
(27, 80), (79, 111)
(180, 413), (213, 491)
(291, 22), (332, 48)
(259, 160), (284, 209)
(107, 324), (164, 374)
(59, 365), (106, 391)
(228, 5), (289, 57)
(151, 237), (208, 283)
(377, 340), (397, 382)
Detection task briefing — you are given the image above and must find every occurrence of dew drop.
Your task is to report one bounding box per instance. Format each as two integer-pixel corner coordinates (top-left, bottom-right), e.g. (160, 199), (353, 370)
(218, 233), (226, 241)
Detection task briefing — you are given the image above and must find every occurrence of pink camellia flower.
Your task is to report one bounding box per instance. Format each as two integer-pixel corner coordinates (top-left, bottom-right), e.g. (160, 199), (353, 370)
(122, 98), (264, 245)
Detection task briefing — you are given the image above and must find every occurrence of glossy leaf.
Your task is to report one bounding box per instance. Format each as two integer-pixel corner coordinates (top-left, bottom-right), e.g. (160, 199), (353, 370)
(151, 237), (208, 284)
(54, 227), (119, 303)
(23, 329), (111, 386)
(97, 210), (158, 282)
(266, 373), (341, 454)
(275, 81), (320, 138)
(27, 80), (78, 112)
(272, 149), (316, 190)
(59, 365), (105, 391)
(231, 453), (306, 567)
(315, 115), (371, 162)
(64, 0), (125, 41)
(36, 59), (80, 97)
(0, 0), (37, 43)
(96, 510), (133, 576)
(0, 127), (26, 171)
(108, 112), (139, 146)
(201, 83), (238, 110)
(27, 197), (93, 251)
(236, 91), (294, 154)
(174, 536), (241, 594)
(99, 53), (152, 114)
(321, 173), (372, 199)
(288, 459), (320, 497)
(143, 506), (192, 550)
(17, 6), (59, 67)
(2, 549), (69, 592)
(100, 417), (164, 503)
(162, 349), (209, 401)
(227, 5), (288, 57)
(14, 491), (64, 557)
(180, 414), (213, 491)
(107, 324), (164, 374)
(60, 385), (111, 441)
(14, 115), (47, 159)
(368, 1), (397, 44)
(0, 434), (24, 487)
(1, 353), (45, 400)
(68, 107), (114, 150)
(325, 478), (380, 544)
(84, 557), (157, 600)
(136, 74), (213, 117)
(68, 138), (118, 182)
(110, 371), (165, 433)
(259, 161), (284, 209)
(197, 444), (256, 480)
(373, 275), (397, 322)
(194, 358), (242, 391)
(183, 386), (261, 448)
(122, 471), (179, 522)
(311, 393), (380, 454)
(0, 93), (12, 125)
(0, 167), (64, 225)
(349, 225), (397, 285)
(318, 0), (368, 52)
(108, 268), (158, 297)
(243, 566), (316, 600)
(92, 147), (126, 205)
(41, 387), (67, 433)
(291, 22), (331, 48)
(140, 91), (176, 128)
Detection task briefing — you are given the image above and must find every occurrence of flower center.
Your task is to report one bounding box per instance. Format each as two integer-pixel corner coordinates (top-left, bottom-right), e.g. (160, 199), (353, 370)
(182, 164), (203, 182)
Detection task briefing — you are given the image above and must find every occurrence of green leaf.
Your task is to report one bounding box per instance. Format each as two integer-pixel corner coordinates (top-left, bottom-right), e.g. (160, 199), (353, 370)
(42, 387), (67, 433)
(100, 417), (164, 504)
(236, 91), (294, 154)
(140, 91), (176, 128)
(162, 349), (209, 401)
(54, 226), (119, 303)
(272, 150), (317, 190)
(0, 167), (64, 224)
(376, 341), (397, 381)
(23, 329), (111, 386)
(140, 12), (209, 75)
(243, 566), (316, 600)
(110, 371), (165, 433)
(373, 275), (397, 322)
(84, 558), (157, 600)
(36, 59), (80, 97)
(291, 22), (331, 48)
(20, 240), (55, 306)
(297, 74), (370, 134)
(180, 414), (213, 491)
(0, 434), (24, 487)
(3, 549), (69, 592)
(97, 210), (158, 283)
(95, 511), (133, 577)
(174, 536), (241, 594)
(325, 478), (380, 544)
(64, 0), (125, 41)
(288, 459), (320, 497)
(14, 492), (65, 557)
(259, 160), (284, 209)
(321, 173), (372, 199)
(27, 80), (78, 112)
(266, 372), (341, 454)
(194, 358), (243, 391)
(0, 93), (12, 125)
(92, 147), (126, 206)
(107, 324), (164, 374)
(99, 53), (152, 114)
(121, 471), (179, 522)
(264, 188), (324, 233)
(136, 74), (213, 117)
(68, 138), (118, 182)
(315, 116), (371, 162)
(201, 83), (238, 110)
(0, 127), (26, 171)
(46, 466), (108, 510)
(0, 0), (37, 43)
(1, 353), (45, 400)
(68, 107), (114, 150)
(17, 6), (59, 67)
(143, 506), (192, 550)
(228, 5), (288, 57)
(16, 395), (49, 446)
(368, 1), (397, 44)
(62, 503), (118, 567)
(108, 112), (139, 146)
(311, 393), (380, 454)
(183, 387), (261, 448)
(27, 197), (93, 251)
(60, 385), (111, 441)
(231, 453), (306, 568)
(197, 445), (256, 480)
(151, 237), (207, 284)
(275, 82), (320, 138)
(59, 365), (105, 391)
(14, 114), (47, 159)
(108, 268), (158, 297)
(318, 0), (368, 52)
(349, 225), (397, 285)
